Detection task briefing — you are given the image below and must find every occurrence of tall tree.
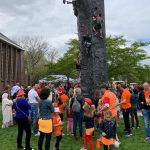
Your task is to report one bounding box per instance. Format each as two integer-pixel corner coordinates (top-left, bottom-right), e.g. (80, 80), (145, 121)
(15, 36), (50, 84)
(46, 48), (59, 63)
(64, 0), (107, 99)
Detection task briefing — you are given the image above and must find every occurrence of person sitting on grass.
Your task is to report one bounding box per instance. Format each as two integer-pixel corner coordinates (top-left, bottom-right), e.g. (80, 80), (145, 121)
(81, 98), (95, 150)
(52, 107), (64, 150)
(99, 111), (119, 150)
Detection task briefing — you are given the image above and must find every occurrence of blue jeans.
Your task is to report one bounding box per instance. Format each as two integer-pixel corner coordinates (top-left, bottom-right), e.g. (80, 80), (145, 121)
(30, 103), (39, 134)
(142, 109), (150, 137)
(73, 112), (83, 137)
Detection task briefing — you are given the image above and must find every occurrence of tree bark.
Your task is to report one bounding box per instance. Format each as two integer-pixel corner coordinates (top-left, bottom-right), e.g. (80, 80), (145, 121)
(76, 0), (108, 99)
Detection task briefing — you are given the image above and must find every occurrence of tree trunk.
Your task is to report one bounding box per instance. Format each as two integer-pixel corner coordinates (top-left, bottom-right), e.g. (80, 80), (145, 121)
(76, 0), (108, 99)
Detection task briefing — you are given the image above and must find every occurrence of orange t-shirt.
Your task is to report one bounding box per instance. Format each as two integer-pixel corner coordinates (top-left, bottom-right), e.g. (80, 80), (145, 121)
(59, 103), (65, 114)
(121, 89), (131, 109)
(101, 90), (117, 118)
(144, 90), (150, 106)
(61, 94), (69, 104)
(52, 115), (63, 136)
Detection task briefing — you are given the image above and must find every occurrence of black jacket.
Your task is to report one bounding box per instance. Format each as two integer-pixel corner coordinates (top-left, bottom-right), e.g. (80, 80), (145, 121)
(99, 119), (116, 139)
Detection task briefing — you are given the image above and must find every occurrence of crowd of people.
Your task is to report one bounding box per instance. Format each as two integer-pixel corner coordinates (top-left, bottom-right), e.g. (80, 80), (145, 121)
(1, 81), (150, 150)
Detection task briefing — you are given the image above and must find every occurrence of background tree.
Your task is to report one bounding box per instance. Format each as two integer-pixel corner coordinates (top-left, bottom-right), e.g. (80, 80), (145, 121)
(47, 48), (59, 63)
(107, 36), (150, 82)
(47, 39), (80, 81)
(15, 36), (53, 84)
(47, 36), (150, 84)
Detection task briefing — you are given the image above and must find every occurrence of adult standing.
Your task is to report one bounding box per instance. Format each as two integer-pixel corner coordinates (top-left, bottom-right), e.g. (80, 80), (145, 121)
(139, 82), (150, 141)
(70, 88), (84, 139)
(100, 84), (117, 119)
(11, 81), (21, 99)
(120, 85), (132, 137)
(2, 93), (13, 128)
(28, 84), (40, 136)
(38, 87), (54, 150)
(13, 89), (33, 150)
(4, 85), (11, 99)
(130, 89), (139, 129)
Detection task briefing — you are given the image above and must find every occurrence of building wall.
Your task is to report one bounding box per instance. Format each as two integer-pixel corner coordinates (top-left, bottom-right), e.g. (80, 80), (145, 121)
(0, 39), (24, 90)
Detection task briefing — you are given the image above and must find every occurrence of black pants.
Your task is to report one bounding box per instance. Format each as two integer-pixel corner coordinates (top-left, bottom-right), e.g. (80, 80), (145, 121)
(55, 135), (62, 150)
(130, 108), (139, 127)
(16, 118), (31, 149)
(59, 114), (64, 122)
(104, 144), (114, 150)
(122, 108), (131, 134)
(38, 132), (52, 150)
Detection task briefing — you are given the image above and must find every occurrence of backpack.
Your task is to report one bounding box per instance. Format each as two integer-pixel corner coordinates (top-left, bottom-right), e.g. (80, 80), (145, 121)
(72, 97), (81, 113)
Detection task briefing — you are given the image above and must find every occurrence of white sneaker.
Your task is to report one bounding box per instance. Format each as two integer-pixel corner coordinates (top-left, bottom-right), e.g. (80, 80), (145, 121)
(62, 133), (65, 136)
(34, 132), (40, 136)
(80, 148), (87, 150)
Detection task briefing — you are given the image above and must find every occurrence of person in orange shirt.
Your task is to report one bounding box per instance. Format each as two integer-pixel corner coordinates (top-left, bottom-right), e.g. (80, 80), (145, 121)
(61, 91), (69, 105)
(120, 85), (132, 137)
(52, 107), (64, 150)
(99, 84), (117, 119)
(139, 82), (150, 142)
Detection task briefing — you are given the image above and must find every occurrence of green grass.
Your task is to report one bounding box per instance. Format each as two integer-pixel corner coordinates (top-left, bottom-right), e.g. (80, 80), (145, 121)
(0, 112), (150, 150)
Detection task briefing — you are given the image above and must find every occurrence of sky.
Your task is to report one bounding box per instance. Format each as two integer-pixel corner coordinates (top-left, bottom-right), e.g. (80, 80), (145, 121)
(0, 0), (150, 57)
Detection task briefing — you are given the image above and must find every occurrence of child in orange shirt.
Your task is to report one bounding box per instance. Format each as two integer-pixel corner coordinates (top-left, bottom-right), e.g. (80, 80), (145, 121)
(52, 107), (64, 150)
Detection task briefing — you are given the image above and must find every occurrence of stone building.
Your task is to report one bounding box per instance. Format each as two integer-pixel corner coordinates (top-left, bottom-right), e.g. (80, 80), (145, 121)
(0, 33), (24, 90)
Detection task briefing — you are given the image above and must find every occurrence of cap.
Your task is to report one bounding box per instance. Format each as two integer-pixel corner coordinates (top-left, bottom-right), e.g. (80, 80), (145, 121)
(17, 89), (25, 97)
(84, 98), (92, 105)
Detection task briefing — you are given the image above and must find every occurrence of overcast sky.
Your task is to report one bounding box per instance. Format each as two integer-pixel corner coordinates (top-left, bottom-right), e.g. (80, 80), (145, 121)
(0, 0), (150, 56)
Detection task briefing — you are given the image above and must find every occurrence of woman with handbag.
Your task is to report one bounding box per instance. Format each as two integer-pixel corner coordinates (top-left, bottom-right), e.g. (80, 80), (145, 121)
(38, 87), (54, 150)
(13, 89), (33, 150)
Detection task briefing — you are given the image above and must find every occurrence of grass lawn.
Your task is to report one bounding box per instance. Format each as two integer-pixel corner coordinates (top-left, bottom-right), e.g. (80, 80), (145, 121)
(0, 112), (150, 150)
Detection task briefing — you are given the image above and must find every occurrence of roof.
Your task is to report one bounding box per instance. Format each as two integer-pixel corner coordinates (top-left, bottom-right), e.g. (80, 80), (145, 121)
(0, 33), (23, 50)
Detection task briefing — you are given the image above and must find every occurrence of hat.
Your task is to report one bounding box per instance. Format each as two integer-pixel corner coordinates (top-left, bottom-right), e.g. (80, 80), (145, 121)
(54, 107), (60, 113)
(17, 89), (25, 97)
(84, 98), (92, 105)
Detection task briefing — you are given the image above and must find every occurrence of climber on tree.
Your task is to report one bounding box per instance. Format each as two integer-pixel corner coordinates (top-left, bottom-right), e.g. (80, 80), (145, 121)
(82, 32), (92, 54)
(93, 14), (104, 39)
